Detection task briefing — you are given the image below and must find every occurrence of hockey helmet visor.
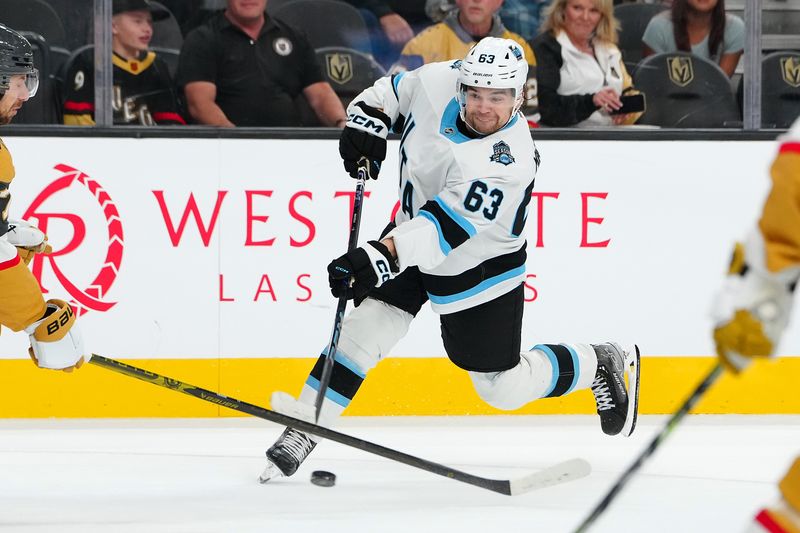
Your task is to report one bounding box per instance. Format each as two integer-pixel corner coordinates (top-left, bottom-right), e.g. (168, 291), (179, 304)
(0, 24), (39, 98)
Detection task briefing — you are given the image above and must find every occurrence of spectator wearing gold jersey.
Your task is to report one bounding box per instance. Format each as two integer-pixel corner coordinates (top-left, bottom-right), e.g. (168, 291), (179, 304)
(393, 0), (538, 121)
(532, 0), (641, 127)
(62, 0), (185, 126)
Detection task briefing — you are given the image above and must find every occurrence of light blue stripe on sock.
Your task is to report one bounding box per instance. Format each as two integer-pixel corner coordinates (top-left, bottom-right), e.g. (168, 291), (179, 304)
(564, 344), (580, 394)
(320, 347), (367, 379)
(533, 344), (559, 398)
(305, 375), (351, 408)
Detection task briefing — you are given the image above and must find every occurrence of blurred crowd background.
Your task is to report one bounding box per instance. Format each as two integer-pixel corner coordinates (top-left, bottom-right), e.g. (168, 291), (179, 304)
(1, 0), (797, 129)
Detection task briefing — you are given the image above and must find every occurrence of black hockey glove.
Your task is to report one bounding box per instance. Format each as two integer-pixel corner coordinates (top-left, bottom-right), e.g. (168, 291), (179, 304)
(339, 102), (390, 180)
(328, 241), (399, 301)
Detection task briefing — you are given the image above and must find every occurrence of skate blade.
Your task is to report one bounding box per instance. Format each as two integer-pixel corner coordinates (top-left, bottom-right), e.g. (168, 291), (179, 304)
(258, 462), (285, 484)
(620, 345), (641, 437)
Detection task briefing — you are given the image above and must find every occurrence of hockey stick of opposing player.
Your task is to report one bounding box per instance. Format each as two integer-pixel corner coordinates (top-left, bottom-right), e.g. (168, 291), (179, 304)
(314, 161), (368, 422)
(573, 362), (724, 532)
(89, 353), (591, 495)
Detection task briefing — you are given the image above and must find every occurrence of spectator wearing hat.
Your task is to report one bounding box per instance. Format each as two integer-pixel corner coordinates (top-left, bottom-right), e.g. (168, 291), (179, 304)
(62, 0), (185, 125)
(176, 0), (347, 127)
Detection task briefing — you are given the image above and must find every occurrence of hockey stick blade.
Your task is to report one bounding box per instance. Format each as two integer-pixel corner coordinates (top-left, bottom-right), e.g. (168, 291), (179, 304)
(272, 390), (591, 496)
(90, 354), (589, 496)
(510, 458), (592, 496)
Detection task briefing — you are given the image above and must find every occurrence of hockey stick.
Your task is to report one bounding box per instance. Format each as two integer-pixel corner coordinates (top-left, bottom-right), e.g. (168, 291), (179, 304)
(315, 163), (368, 422)
(89, 353), (591, 495)
(573, 362), (724, 532)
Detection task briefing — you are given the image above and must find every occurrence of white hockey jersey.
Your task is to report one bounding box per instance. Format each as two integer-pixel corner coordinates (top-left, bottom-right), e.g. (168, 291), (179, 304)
(347, 60), (539, 314)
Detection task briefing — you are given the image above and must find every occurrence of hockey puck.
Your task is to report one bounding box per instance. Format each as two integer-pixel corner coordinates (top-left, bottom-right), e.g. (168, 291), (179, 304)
(310, 470), (336, 487)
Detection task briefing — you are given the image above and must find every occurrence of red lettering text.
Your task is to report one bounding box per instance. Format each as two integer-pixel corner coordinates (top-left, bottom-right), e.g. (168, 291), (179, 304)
(580, 192), (610, 248)
(523, 274), (538, 302)
(218, 274), (235, 302)
(153, 190), (227, 247)
(289, 192), (315, 247)
(245, 190), (275, 246)
(254, 274), (277, 301)
(296, 274), (312, 302)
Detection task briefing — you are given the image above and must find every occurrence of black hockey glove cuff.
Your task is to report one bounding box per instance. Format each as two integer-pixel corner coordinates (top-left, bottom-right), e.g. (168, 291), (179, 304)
(327, 240), (399, 301)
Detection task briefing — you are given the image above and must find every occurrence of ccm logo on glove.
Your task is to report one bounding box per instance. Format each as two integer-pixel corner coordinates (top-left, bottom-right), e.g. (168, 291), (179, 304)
(348, 113), (386, 135)
(376, 259), (392, 284)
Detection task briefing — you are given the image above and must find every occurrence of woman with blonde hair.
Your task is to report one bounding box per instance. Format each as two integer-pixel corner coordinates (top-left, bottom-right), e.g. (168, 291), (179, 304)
(531, 0), (641, 127)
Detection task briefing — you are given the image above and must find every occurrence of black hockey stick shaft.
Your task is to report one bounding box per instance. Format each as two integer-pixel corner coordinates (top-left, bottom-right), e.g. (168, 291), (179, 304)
(315, 166), (368, 422)
(89, 353), (519, 495)
(573, 363), (724, 532)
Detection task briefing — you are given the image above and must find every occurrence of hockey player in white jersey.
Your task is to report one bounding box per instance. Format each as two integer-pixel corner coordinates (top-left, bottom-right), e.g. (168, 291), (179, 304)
(260, 37), (640, 483)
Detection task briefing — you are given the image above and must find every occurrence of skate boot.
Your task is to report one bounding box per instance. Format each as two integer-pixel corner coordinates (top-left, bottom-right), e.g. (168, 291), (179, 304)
(258, 427), (317, 483)
(590, 343), (640, 437)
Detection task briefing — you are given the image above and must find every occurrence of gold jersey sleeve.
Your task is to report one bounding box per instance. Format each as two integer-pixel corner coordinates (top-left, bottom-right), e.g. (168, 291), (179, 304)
(0, 249), (48, 331)
(1, 138), (14, 235)
(759, 131), (800, 273)
(0, 138), (47, 332)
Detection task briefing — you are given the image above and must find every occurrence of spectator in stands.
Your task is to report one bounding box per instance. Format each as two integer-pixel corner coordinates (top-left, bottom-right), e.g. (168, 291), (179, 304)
(346, 0), (426, 46)
(344, 0), (430, 69)
(62, 0), (185, 126)
(532, 0), (641, 127)
(642, 0), (743, 77)
(426, 0), (552, 42)
(394, 0), (538, 121)
(396, 0), (534, 71)
(176, 0), (347, 127)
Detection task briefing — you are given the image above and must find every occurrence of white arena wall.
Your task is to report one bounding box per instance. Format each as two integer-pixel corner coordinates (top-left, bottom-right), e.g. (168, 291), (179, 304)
(0, 136), (796, 417)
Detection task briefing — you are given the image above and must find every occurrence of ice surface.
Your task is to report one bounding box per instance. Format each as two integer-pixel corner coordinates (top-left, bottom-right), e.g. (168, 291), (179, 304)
(0, 415), (797, 533)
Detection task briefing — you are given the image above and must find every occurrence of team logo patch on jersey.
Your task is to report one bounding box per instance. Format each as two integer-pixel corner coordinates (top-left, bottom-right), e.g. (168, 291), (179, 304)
(490, 141), (515, 166)
(273, 37), (293, 56)
(781, 56), (800, 88)
(667, 56), (693, 87)
(326, 53), (353, 85)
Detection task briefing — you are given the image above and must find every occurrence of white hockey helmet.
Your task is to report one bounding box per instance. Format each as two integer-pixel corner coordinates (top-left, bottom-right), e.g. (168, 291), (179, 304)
(457, 37), (528, 127)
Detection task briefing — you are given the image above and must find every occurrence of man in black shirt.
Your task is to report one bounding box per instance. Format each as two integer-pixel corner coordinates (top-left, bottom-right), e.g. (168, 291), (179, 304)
(176, 0), (347, 127)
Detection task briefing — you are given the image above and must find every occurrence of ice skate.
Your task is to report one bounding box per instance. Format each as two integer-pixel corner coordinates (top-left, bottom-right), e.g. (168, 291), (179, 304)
(590, 343), (640, 437)
(258, 427), (317, 483)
